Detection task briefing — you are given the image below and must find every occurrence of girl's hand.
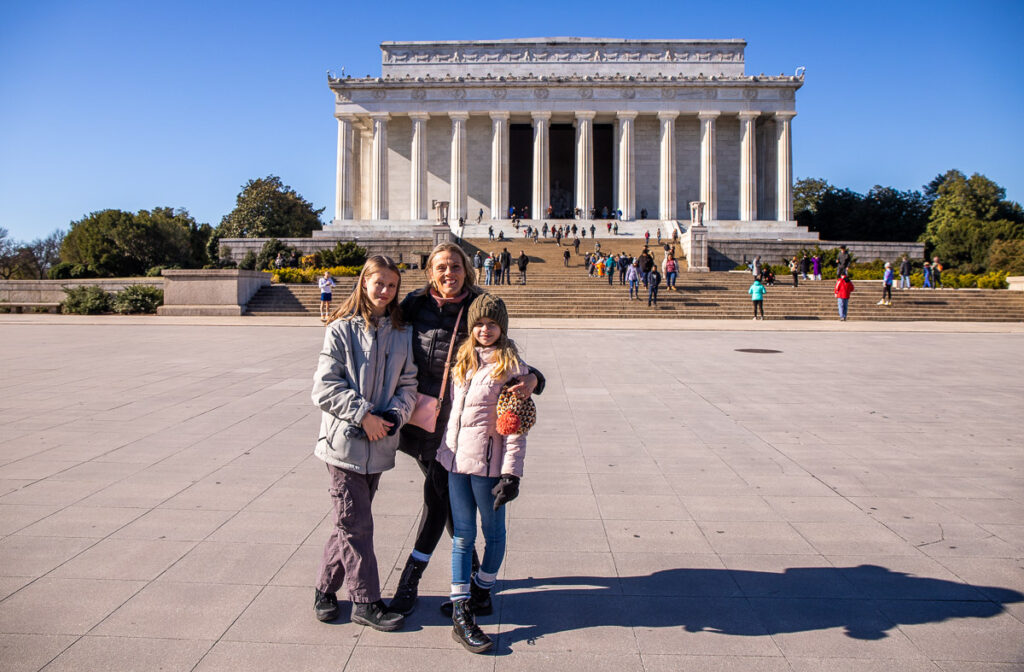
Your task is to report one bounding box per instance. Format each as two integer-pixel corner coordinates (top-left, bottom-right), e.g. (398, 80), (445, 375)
(361, 413), (392, 442)
(508, 373), (538, 399)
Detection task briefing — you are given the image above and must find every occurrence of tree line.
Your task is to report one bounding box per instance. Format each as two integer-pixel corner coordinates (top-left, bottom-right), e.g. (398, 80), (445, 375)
(0, 176), (323, 279)
(2, 170), (1021, 279)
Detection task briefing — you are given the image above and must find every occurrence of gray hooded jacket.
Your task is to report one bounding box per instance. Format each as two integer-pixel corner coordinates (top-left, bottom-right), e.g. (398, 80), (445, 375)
(312, 316), (419, 474)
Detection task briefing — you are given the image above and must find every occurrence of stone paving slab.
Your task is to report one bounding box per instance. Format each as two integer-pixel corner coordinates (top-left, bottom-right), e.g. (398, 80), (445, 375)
(0, 322), (1022, 670)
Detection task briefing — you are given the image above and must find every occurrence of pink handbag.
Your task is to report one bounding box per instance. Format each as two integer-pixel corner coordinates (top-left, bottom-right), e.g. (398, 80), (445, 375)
(407, 306), (463, 432)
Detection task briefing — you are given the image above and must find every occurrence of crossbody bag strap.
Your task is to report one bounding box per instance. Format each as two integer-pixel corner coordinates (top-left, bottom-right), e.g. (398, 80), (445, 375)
(436, 306), (464, 409)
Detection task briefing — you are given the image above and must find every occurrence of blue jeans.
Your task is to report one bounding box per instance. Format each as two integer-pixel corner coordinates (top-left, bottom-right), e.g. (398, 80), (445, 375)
(666, 271), (678, 288)
(837, 298), (849, 320)
(629, 278), (639, 298)
(900, 275), (911, 289)
(448, 472), (506, 599)
(484, 268), (493, 285)
(648, 284), (659, 305)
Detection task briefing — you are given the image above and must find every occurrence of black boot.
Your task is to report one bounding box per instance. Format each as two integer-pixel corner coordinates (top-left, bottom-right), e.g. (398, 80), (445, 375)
(389, 556), (428, 615)
(441, 577), (493, 617)
(351, 600), (404, 632)
(314, 589), (338, 622)
(451, 598), (492, 653)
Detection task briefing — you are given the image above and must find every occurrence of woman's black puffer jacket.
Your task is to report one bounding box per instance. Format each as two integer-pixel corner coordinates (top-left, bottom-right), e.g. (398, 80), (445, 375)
(397, 285), (544, 462)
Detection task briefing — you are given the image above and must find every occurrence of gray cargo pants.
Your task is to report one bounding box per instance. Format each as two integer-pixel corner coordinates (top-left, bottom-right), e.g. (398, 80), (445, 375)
(316, 464), (382, 603)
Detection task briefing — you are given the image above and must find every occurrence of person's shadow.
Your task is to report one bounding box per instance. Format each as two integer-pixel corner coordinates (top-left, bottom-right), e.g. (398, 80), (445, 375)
(472, 565), (1024, 651)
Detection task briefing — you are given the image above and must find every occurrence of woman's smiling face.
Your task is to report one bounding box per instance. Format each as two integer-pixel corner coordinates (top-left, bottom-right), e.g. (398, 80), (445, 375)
(430, 251), (466, 298)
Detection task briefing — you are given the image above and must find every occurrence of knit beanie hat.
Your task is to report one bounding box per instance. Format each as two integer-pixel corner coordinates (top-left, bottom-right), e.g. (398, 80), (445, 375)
(467, 293), (508, 334)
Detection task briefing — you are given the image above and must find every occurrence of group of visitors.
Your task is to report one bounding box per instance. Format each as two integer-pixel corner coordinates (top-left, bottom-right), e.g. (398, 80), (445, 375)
(472, 248), (530, 286)
(312, 243), (545, 654)
(579, 246), (678, 307)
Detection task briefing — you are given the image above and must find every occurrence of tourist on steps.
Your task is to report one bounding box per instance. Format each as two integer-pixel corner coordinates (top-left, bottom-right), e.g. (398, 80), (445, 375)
(834, 272), (855, 321)
(749, 276), (767, 320)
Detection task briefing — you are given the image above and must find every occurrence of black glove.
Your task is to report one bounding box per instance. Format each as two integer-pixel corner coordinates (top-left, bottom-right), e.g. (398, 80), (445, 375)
(374, 409), (402, 436)
(491, 474), (520, 510)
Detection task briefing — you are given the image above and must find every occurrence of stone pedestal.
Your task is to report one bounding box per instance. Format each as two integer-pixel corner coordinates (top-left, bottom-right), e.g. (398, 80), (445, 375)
(158, 270), (270, 316)
(686, 225), (710, 272)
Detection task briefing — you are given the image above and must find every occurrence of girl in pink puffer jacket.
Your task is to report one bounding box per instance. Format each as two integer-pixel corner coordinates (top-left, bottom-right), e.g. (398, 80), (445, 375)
(435, 293), (531, 653)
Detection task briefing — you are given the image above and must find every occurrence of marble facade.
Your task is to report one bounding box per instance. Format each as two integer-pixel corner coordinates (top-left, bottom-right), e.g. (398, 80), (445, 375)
(326, 38), (803, 231)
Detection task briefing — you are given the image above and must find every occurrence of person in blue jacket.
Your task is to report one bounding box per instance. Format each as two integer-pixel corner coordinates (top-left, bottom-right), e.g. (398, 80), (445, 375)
(748, 278), (767, 320)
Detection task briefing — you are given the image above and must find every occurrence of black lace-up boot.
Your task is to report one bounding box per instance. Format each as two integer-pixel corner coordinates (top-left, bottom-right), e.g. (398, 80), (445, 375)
(451, 598), (492, 653)
(351, 600), (404, 631)
(388, 556), (428, 615)
(314, 589), (338, 622)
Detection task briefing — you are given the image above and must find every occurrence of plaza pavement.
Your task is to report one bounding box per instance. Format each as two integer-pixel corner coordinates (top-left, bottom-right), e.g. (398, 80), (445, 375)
(1, 316), (1022, 671)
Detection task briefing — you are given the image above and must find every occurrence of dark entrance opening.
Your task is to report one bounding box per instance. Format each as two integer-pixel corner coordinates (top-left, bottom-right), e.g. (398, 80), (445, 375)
(509, 124), (533, 218)
(549, 124), (575, 218)
(594, 124), (614, 217)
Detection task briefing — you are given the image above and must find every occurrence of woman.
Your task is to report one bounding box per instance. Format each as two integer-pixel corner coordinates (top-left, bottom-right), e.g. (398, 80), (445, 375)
(388, 242), (544, 616)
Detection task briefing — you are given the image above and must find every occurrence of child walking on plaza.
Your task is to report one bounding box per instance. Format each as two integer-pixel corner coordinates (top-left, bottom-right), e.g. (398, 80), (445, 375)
(436, 294), (533, 653)
(311, 256), (419, 631)
(749, 277), (767, 320)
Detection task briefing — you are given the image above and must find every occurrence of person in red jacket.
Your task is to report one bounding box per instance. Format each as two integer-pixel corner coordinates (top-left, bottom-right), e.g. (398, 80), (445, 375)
(834, 273), (855, 321)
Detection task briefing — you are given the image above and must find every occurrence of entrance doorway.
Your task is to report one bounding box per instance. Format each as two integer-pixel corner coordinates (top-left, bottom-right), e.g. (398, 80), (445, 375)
(509, 124), (532, 218)
(549, 124), (575, 218)
(594, 124), (614, 217)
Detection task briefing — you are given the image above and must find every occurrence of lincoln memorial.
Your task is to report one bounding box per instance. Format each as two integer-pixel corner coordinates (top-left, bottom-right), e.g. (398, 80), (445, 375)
(324, 37), (804, 238)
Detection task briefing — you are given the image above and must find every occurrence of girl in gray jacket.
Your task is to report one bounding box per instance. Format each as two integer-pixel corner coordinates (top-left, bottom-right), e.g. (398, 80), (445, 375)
(311, 256), (419, 632)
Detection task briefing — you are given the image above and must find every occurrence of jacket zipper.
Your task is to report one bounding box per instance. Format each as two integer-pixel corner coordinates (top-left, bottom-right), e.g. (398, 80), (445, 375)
(485, 436), (494, 477)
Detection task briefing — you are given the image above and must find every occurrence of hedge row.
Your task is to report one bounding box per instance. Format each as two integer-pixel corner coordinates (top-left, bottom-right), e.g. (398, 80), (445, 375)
(61, 285), (164, 314)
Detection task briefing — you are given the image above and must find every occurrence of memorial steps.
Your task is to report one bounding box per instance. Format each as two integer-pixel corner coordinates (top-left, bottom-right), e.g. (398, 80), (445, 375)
(244, 237), (1024, 321)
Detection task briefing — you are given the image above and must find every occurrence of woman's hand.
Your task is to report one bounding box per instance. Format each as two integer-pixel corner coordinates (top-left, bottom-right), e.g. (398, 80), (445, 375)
(507, 373), (538, 399)
(361, 413), (393, 442)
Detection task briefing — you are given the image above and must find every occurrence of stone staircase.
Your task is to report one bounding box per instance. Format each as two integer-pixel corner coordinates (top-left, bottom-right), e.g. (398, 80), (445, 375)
(245, 238), (1024, 321)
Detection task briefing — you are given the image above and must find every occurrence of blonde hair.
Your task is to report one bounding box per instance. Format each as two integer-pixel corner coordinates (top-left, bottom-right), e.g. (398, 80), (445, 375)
(329, 255), (405, 329)
(424, 242), (479, 294)
(452, 323), (521, 385)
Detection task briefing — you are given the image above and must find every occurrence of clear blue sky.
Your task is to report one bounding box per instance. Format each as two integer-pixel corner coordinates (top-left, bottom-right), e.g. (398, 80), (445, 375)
(2, 0), (1022, 241)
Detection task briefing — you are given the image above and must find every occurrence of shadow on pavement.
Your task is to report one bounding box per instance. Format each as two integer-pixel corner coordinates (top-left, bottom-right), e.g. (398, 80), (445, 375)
(493, 565), (1023, 649)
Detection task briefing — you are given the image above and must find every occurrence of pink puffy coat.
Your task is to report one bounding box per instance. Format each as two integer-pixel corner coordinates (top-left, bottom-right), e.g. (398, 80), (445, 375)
(436, 347), (529, 478)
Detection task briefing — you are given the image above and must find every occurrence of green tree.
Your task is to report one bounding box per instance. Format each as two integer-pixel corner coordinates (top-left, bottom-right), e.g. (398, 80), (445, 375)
(793, 177), (833, 217)
(61, 208), (207, 277)
(920, 171), (1024, 272)
(217, 175), (324, 239)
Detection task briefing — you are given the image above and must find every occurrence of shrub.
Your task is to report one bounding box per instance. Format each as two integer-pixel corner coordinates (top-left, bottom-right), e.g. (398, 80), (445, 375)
(320, 241), (367, 267)
(112, 285), (164, 314)
(300, 254), (318, 268)
(238, 251), (257, 270)
(61, 286), (111, 314)
(978, 270), (1009, 289)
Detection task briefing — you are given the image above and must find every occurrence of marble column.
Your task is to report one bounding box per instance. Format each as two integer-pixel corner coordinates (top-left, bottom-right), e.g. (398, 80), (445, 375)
(449, 112), (469, 222)
(738, 111), (759, 222)
(616, 111), (637, 221)
(359, 125), (372, 219)
(575, 111), (596, 219)
(775, 111), (796, 222)
(409, 112), (429, 220)
(658, 111), (679, 220)
(490, 111), (510, 220)
(698, 111), (720, 222)
(531, 111), (551, 220)
(334, 115), (354, 221)
(369, 113), (390, 220)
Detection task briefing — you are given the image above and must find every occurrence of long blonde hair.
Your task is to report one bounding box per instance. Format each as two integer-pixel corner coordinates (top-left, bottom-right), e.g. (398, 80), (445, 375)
(424, 242), (479, 295)
(329, 255), (405, 329)
(452, 324), (521, 385)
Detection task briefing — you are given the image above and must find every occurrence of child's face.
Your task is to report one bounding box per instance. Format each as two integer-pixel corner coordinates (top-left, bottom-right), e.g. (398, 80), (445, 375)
(364, 269), (399, 315)
(472, 317), (501, 347)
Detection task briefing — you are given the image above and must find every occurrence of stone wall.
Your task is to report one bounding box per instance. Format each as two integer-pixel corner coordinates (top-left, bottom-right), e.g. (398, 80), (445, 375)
(217, 236), (440, 267)
(0, 278), (163, 304)
(707, 240), (927, 271)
